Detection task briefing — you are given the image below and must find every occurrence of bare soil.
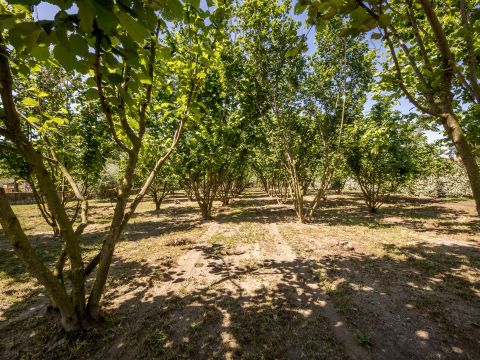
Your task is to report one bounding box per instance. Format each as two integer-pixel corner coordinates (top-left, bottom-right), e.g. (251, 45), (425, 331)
(0, 190), (479, 359)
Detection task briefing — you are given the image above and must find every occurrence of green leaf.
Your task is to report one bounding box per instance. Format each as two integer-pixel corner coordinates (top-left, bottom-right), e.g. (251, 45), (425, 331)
(377, 14), (390, 28)
(160, 0), (184, 21)
(212, 7), (226, 22)
(53, 45), (77, 72)
(9, 22), (41, 53)
(70, 34), (89, 58)
(85, 88), (99, 100)
(294, 3), (308, 15)
(50, 116), (68, 125)
(115, 10), (150, 43)
(0, 14), (17, 30)
(93, 2), (118, 35)
(350, 7), (370, 25)
(285, 43), (304, 58)
(329, 0), (343, 9)
(77, 0), (94, 34)
(27, 116), (41, 123)
(22, 97), (39, 107)
(108, 73), (124, 85)
(158, 45), (172, 60)
(31, 46), (50, 61)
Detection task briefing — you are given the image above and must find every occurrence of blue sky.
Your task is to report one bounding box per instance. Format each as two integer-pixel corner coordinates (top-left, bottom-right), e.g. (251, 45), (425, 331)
(35, 2), (444, 143)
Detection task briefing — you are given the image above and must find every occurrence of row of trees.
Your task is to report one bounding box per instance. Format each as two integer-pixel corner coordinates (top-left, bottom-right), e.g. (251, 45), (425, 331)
(0, 0), (477, 333)
(136, 0), (437, 219)
(297, 0), (480, 214)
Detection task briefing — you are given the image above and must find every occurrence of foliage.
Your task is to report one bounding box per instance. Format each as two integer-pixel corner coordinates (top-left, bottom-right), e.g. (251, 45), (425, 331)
(296, 0), (480, 214)
(344, 97), (433, 212)
(172, 42), (251, 218)
(238, 2), (373, 222)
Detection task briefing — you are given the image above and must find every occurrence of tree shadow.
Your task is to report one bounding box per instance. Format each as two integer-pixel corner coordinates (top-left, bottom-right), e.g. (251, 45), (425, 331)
(312, 241), (480, 359)
(307, 192), (479, 236)
(215, 194), (297, 224)
(1, 190), (479, 359)
(119, 219), (202, 242)
(2, 237), (480, 359)
(96, 248), (351, 360)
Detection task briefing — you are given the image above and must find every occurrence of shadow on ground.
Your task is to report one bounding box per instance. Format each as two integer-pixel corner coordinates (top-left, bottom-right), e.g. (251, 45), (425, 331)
(216, 191), (479, 236)
(1, 190), (479, 359)
(1, 239), (479, 359)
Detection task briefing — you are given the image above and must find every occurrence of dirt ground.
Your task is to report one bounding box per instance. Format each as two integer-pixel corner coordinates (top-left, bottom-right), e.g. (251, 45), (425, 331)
(0, 190), (479, 359)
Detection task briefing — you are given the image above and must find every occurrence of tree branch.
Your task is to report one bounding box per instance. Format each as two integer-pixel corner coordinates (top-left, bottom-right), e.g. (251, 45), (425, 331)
(94, 33), (132, 154)
(459, 0), (480, 103)
(383, 30), (438, 116)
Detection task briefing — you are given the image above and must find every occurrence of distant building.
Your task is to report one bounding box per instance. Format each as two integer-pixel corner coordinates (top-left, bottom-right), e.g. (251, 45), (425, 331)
(0, 178), (33, 193)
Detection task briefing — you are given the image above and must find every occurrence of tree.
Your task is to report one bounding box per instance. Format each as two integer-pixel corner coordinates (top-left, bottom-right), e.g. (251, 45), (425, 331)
(238, 2), (372, 222)
(298, 0), (480, 215)
(0, 0), (223, 331)
(173, 62), (249, 218)
(138, 148), (180, 211)
(344, 97), (433, 212)
(237, 0), (314, 221)
(301, 18), (373, 220)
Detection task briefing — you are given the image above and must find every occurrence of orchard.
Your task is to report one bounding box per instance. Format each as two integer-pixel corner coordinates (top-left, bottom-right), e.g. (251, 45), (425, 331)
(0, 1), (479, 358)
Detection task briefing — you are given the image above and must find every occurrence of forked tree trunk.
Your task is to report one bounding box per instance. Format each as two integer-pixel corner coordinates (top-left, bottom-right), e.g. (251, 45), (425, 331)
(190, 170), (218, 220)
(151, 181), (168, 211)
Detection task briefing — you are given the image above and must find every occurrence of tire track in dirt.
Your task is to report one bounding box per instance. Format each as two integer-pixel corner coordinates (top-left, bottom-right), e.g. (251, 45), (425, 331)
(267, 222), (370, 360)
(108, 218), (368, 359)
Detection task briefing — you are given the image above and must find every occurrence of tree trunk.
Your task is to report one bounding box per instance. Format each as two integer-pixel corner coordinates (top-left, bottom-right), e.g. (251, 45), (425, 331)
(155, 198), (162, 211)
(0, 42), (86, 327)
(0, 189), (80, 331)
(86, 148), (139, 319)
(442, 112), (480, 215)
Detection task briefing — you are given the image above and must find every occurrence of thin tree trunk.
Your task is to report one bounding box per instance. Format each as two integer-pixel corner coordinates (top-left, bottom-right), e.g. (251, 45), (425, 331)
(86, 147), (139, 319)
(0, 39), (86, 326)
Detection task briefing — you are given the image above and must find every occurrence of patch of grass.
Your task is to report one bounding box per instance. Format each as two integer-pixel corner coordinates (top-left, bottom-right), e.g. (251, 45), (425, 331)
(145, 328), (176, 359)
(356, 329), (373, 349)
(208, 233), (229, 244)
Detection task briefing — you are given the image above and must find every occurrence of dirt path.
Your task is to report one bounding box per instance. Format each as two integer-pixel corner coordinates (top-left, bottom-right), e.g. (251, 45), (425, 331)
(101, 217), (368, 359)
(104, 222), (222, 358)
(267, 223), (369, 360)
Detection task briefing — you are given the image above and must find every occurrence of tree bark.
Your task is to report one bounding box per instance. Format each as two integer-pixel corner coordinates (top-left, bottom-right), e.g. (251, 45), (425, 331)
(441, 112), (480, 214)
(86, 148), (139, 319)
(0, 189), (80, 331)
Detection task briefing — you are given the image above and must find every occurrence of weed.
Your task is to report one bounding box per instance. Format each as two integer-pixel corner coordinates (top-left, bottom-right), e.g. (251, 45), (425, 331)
(356, 329), (373, 349)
